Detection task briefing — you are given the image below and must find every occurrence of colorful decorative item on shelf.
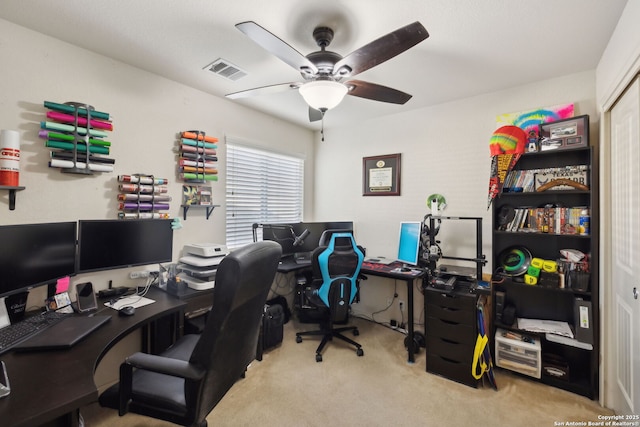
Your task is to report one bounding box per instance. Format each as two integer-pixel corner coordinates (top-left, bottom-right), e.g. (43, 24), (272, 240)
(182, 184), (212, 206)
(40, 101), (115, 174)
(496, 103), (574, 138)
(486, 125), (527, 210)
(178, 130), (218, 182)
(117, 174), (171, 219)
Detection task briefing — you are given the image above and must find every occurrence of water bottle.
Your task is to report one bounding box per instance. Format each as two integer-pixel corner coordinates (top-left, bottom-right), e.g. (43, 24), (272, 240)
(579, 209), (590, 235)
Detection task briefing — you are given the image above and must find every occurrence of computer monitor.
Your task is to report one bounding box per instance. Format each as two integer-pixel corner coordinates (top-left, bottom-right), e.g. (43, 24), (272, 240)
(260, 223), (299, 257)
(397, 221), (422, 267)
(0, 222), (77, 299)
(77, 219), (173, 273)
(293, 221), (354, 253)
(318, 229), (354, 247)
(260, 221), (354, 257)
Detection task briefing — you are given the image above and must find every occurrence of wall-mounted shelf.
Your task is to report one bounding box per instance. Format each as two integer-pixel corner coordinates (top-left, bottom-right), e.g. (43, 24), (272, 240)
(180, 204), (220, 220)
(1, 185), (25, 210)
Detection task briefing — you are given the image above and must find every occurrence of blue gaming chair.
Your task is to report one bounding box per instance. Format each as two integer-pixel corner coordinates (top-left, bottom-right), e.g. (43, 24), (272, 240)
(295, 231), (365, 362)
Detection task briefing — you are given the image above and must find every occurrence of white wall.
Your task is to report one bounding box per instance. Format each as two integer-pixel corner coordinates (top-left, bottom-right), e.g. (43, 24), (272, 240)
(314, 71), (598, 324)
(596, 0), (640, 110)
(0, 18), (314, 306)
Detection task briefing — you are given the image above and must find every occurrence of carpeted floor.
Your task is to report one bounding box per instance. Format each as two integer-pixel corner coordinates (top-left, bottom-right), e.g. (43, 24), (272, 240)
(82, 317), (612, 426)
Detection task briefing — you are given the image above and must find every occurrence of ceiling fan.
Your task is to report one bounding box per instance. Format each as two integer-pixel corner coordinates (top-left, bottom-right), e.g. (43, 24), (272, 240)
(226, 20), (429, 122)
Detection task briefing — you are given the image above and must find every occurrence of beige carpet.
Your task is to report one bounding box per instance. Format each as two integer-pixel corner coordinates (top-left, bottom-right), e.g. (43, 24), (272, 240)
(82, 318), (612, 426)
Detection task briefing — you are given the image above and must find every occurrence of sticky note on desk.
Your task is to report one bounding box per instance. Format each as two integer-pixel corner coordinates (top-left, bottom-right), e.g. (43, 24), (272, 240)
(56, 276), (70, 293)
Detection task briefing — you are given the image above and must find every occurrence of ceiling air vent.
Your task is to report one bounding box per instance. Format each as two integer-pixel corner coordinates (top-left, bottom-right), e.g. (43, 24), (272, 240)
(204, 58), (247, 81)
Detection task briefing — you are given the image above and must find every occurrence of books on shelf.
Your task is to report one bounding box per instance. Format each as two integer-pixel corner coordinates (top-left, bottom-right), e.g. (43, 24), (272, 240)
(499, 206), (588, 235)
(503, 165), (589, 193)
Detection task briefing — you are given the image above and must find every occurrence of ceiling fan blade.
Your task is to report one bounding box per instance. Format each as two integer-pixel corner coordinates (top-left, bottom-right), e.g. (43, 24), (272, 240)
(226, 82), (302, 99)
(308, 107), (323, 122)
(333, 21), (428, 78)
(236, 21), (318, 75)
(345, 80), (412, 104)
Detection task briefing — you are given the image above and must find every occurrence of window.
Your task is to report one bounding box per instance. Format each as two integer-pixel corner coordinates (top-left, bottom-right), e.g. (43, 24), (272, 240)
(225, 137), (304, 249)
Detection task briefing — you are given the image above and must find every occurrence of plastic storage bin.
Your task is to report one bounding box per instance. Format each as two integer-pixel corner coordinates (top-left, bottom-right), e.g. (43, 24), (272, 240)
(495, 328), (541, 379)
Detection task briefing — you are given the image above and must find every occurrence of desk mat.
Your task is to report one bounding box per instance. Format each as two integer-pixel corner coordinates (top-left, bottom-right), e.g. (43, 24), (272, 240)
(13, 315), (112, 352)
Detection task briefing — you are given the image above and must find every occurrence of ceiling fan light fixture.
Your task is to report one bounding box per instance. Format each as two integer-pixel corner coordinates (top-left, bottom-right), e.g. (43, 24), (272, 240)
(299, 80), (348, 111)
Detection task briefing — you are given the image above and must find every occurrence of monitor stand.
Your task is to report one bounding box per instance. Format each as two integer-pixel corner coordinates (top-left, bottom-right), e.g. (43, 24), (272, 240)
(400, 264), (412, 272)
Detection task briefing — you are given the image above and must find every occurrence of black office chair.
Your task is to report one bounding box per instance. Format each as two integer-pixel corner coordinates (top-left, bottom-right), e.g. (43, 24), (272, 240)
(99, 241), (282, 427)
(295, 231), (365, 362)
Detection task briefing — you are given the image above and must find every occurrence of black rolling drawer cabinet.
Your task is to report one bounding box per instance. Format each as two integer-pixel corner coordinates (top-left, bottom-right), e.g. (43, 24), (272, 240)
(425, 287), (479, 387)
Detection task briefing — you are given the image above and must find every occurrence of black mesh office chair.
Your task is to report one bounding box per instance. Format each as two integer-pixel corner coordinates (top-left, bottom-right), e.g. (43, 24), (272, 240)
(295, 231), (365, 362)
(99, 241), (282, 427)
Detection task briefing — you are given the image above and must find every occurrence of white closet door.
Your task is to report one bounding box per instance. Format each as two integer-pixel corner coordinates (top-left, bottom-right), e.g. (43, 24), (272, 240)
(609, 75), (640, 415)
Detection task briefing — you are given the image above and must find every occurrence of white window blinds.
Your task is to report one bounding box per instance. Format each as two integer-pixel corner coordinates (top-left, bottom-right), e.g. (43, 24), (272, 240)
(225, 138), (304, 249)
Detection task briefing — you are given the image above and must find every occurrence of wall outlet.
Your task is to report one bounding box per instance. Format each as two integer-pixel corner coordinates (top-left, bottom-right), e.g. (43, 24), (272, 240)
(399, 300), (405, 311)
(130, 271), (150, 279)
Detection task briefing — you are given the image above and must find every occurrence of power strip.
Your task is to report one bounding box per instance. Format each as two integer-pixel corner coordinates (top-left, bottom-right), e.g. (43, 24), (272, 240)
(98, 287), (129, 298)
(130, 271), (152, 279)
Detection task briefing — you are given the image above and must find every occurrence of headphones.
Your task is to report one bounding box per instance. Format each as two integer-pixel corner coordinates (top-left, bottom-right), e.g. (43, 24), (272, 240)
(421, 214), (442, 263)
(422, 213), (441, 238)
(497, 205), (516, 229)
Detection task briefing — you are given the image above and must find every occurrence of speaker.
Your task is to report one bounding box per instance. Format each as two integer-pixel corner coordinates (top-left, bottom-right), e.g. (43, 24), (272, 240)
(495, 291), (505, 322)
(502, 304), (516, 326)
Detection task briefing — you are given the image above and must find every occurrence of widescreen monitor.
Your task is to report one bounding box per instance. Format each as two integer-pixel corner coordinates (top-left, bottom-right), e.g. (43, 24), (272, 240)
(0, 222), (77, 298)
(260, 223), (300, 257)
(397, 221), (422, 267)
(293, 221), (354, 253)
(261, 221), (354, 257)
(77, 219), (173, 273)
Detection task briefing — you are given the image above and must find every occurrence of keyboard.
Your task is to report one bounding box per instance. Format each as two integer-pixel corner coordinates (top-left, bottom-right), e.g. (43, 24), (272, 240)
(0, 311), (70, 355)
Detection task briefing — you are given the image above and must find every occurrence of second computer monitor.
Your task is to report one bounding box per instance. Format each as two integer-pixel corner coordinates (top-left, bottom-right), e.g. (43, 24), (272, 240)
(292, 221), (353, 253)
(397, 221), (422, 267)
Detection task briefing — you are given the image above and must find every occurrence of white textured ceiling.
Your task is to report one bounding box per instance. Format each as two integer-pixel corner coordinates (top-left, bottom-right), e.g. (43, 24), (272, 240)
(0, 0), (628, 130)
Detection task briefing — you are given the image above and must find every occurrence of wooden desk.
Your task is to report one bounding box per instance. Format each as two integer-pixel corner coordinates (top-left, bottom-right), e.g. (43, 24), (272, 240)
(161, 283), (214, 320)
(0, 287), (185, 427)
(360, 262), (425, 364)
(276, 256), (310, 274)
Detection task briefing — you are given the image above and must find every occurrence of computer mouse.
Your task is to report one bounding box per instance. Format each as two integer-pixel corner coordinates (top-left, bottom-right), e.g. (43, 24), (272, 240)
(119, 305), (135, 316)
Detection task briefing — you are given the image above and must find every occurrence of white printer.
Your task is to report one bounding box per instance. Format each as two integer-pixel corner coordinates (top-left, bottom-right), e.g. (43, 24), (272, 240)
(183, 243), (229, 258)
(178, 243), (229, 290)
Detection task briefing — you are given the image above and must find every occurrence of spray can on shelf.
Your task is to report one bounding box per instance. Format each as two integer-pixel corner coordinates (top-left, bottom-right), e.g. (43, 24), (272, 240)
(0, 130), (20, 186)
(579, 208), (590, 236)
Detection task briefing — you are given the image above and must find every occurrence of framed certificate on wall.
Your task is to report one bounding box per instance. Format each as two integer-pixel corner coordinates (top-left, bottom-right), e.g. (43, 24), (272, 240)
(363, 153), (401, 196)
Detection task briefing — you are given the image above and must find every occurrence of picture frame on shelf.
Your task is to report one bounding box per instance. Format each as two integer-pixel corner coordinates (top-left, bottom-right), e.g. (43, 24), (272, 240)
(362, 153), (401, 196)
(538, 115), (589, 151)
